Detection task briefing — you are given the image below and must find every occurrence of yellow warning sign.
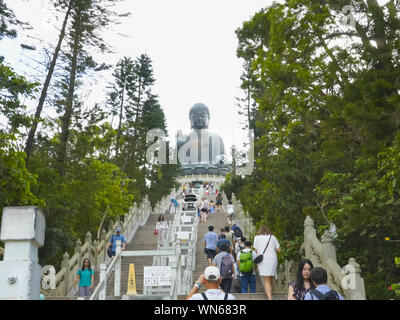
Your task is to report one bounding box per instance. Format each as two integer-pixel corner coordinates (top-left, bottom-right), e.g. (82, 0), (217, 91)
(126, 264), (137, 295)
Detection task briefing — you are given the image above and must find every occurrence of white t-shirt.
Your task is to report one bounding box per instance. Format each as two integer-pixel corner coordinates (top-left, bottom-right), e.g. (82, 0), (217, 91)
(156, 221), (168, 230)
(189, 289), (236, 300)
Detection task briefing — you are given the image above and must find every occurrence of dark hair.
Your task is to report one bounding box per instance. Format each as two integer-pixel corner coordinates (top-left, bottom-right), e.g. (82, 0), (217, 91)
(81, 258), (92, 272)
(220, 244), (229, 252)
(294, 259), (315, 291)
(219, 233), (226, 239)
(240, 236), (247, 242)
(228, 200), (232, 204)
(310, 267), (327, 285)
(244, 241), (252, 247)
(208, 226), (214, 231)
(258, 226), (272, 235)
(158, 215), (165, 222)
(220, 228), (225, 232)
(224, 226), (230, 232)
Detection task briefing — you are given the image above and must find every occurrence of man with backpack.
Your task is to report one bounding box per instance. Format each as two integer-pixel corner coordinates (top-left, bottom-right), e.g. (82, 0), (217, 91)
(236, 241), (258, 293)
(231, 224), (243, 249)
(304, 267), (344, 300)
(185, 266), (236, 300)
(106, 227), (126, 258)
(213, 244), (236, 293)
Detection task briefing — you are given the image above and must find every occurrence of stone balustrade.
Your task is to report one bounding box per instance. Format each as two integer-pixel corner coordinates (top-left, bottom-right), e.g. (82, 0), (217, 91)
(40, 195), (156, 297)
(300, 215), (366, 300)
(227, 194), (366, 299)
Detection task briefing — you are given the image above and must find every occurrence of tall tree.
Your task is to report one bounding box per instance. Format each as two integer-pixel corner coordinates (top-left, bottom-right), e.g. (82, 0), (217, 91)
(24, 0), (74, 162)
(107, 56), (136, 159)
(232, 0), (400, 299)
(56, 0), (121, 174)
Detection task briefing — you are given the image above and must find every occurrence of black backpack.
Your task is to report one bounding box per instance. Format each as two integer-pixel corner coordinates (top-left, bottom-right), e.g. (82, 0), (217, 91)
(310, 289), (340, 300)
(201, 292), (229, 300)
(107, 235), (115, 257)
(232, 226), (243, 238)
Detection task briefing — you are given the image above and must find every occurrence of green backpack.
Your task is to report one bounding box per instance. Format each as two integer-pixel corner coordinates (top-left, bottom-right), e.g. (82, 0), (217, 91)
(239, 250), (254, 274)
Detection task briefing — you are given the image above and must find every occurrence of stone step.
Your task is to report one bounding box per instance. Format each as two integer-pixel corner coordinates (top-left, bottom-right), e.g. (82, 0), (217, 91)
(45, 296), (121, 300)
(177, 292), (287, 300)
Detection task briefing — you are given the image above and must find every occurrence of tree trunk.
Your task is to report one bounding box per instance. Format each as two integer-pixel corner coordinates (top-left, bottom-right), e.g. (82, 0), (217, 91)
(115, 85), (125, 159)
(25, 0), (73, 163)
(57, 20), (81, 174)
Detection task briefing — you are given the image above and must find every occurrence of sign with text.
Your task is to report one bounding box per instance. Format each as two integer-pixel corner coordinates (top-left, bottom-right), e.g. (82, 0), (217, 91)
(143, 266), (172, 287)
(181, 216), (192, 224)
(176, 231), (190, 241)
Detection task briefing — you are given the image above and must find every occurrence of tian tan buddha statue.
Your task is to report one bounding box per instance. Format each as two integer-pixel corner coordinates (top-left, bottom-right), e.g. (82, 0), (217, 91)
(176, 103), (231, 176)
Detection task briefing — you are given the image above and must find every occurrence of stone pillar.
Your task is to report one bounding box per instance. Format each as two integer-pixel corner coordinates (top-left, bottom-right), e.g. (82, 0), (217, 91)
(101, 230), (107, 261)
(304, 216), (316, 238)
(92, 240), (98, 270)
(61, 252), (70, 296)
(74, 239), (82, 268)
(0, 207), (45, 300)
(85, 231), (92, 260)
(321, 230), (337, 266)
(343, 258), (366, 300)
(303, 216), (315, 260)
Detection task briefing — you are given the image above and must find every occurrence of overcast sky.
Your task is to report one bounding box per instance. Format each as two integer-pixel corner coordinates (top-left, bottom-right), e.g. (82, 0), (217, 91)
(1, 0), (274, 155)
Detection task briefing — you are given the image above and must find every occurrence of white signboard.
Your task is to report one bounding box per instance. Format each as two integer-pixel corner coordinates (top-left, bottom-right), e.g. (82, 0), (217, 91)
(144, 266), (172, 286)
(181, 216), (192, 224)
(176, 231), (190, 241)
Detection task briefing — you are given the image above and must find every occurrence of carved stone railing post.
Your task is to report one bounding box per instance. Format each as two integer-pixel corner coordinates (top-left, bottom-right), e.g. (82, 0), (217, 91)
(0, 207), (45, 299)
(321, 230), (337, 267)
(92, 240), (99, 269)
(85, 231), (92, 263)
(61, 252), (70, 296)
(303, 215), (315, 259)
(343, 258), (366, 300)
(74, 239), (82, 268)
(101, 229), (107, 261)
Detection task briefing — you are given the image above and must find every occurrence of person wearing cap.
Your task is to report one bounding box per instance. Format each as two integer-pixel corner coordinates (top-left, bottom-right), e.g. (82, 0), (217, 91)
(106, 227), (126, 258)
(185, 266), (236, 300)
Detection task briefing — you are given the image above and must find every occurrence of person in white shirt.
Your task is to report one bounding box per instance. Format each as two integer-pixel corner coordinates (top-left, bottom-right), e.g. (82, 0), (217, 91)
(156, 214), (168, 247)
(253, 226), (281, 300)
(185, 266), (236, 300)
(226, 201), (235, 224)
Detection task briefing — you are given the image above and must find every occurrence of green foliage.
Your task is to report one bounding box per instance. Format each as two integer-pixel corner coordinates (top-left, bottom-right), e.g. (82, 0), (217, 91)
(233, 0), (400, 299)
(390, 257), (400, 297)
(0, 2), (176, 269)
(0, 59), (38, 132)
(0, 134), (43, 210)
(278, 235), (304, 265)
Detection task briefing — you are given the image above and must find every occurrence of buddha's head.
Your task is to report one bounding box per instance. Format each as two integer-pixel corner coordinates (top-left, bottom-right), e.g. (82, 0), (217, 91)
(189, 103), (210, 129)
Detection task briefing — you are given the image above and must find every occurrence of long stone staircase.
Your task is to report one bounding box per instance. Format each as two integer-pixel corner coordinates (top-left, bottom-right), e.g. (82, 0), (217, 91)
(47, 194), (287, 300)
(99, 213), (175, 297)
(178, 195), (286, 300)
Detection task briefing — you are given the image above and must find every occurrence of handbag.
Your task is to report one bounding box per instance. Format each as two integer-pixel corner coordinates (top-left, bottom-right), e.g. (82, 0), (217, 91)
(154, 229), (158, 235)
(254, 235), (272, 264)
